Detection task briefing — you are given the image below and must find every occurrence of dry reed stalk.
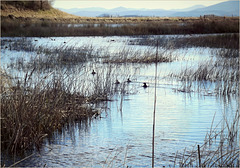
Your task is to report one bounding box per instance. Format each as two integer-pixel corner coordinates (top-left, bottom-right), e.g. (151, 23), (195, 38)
(1, 69), (102, 155)
(152, 40), (158, 168)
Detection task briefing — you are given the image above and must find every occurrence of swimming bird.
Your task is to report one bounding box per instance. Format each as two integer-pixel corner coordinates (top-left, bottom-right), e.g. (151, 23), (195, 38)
(142, 82), (148, 88)
(115, 80), (120, 84)
(91, 70), (96, 75)
(127, 78), (131, 83)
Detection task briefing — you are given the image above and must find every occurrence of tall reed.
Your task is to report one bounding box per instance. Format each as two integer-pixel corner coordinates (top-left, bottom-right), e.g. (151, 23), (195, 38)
(2, 17), (239, 37)
(171, 56), (239, 95)
(152, 41), (159, 167)
(1, 68), (98, 155)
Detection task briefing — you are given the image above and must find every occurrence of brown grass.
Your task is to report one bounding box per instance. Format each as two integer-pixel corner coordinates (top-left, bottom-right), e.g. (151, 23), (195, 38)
(1, 3), (238, 24)
(175, 110), (239, 167)
(1, 2), (239, 37)
(171, 56), (239, 95)
(1, 69), (98, 154)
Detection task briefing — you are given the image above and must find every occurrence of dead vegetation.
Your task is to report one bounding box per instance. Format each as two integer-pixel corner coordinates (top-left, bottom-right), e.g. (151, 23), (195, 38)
(174, 110), (239, 167)
(1, 2), (238, 37)
(1, 68), (100, 154)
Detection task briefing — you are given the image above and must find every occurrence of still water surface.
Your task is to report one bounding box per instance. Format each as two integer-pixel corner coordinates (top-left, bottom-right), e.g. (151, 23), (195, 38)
(12, 87), (236, 167)
(1, 35), (238, 167)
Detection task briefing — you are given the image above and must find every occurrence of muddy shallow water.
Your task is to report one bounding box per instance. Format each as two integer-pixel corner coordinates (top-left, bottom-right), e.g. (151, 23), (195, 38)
(1, 35), (238, 167)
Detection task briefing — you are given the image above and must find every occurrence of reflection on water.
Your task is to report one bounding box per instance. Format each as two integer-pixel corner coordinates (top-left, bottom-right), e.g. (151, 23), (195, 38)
(1, 35), (238, 167)
(2, 87), (237, 167)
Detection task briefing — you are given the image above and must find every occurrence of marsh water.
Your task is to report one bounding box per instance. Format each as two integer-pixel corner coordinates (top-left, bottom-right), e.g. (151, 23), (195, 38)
(1, 35), (238, 167)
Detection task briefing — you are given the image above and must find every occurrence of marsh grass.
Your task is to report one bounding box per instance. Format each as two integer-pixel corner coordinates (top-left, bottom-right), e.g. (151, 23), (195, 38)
(131, 33), (239, 50)
(32, 45), (95, 68)
(6, 42), (101, 71)
(171, 55), (239, 95)
(2, 18), (239, 37)
(174, 110), (239, 167)
(1, 33), (239, 166)
(213, 48), (239, 58)
(103, 46), (175, 64)
(6, 38), (175, 72)
(1, 63), (131, 155)
(1, 59), (135, 157)
(1, 38), (36, 52)
(1, 69), (100, 155)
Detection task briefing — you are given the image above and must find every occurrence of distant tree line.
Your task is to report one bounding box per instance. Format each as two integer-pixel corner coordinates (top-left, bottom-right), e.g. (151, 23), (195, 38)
(1, 0), (54, 10)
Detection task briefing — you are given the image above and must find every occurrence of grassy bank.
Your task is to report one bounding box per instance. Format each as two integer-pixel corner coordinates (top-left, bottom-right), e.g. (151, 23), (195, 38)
(2, 16), (239, 37)
(1, 48), (132, 155)
(1, 1), (239, 37)
(1, 68), (100, 154)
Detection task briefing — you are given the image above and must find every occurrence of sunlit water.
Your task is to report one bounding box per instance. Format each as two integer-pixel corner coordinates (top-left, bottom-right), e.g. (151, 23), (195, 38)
(1, 35), (238, 167)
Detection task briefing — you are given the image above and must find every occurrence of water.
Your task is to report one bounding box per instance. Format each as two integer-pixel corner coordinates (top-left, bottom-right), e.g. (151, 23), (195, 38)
(1, 35), (238, 167)
(3, 87), (236, 167)
(66, 23), (137, 28)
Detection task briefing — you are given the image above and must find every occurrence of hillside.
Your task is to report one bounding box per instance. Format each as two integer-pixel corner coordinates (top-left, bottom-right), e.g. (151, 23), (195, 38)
(0, 2), (200, 24)
(1, 1), (238, 37)
(1, 2), (81, 21)
(172, 1), (239, 17)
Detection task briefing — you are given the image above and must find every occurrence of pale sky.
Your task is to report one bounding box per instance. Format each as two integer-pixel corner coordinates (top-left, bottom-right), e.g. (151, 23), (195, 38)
(53, 0), (229, 10)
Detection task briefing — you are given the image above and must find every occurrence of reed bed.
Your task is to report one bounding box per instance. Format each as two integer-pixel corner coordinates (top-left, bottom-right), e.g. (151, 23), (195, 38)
(1, 59), (134, 156)
(1, 69), (98, 154)
(170, 48), (239, 95)
(175, 33), (239, 50)
(4, 41), (102, 71)
(1, 38), (36, 52)
(103, 45), (175, 64)
(130, 33), (239, 50)
(5, 38), (175, 71)
(1, 34), (238, 166)
(2, 18), (239, 37)
(30, 45), (96, 70)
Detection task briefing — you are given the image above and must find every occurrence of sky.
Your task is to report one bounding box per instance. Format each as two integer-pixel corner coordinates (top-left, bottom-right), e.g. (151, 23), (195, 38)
(53, 0), (229, 10)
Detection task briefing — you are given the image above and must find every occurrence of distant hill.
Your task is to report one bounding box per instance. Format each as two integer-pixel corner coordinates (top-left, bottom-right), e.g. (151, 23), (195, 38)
(171, 5), (205, 12)
(58, 1), (239, 17)
(171, 1), (239, 16)
(59, 6), (196, 17)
